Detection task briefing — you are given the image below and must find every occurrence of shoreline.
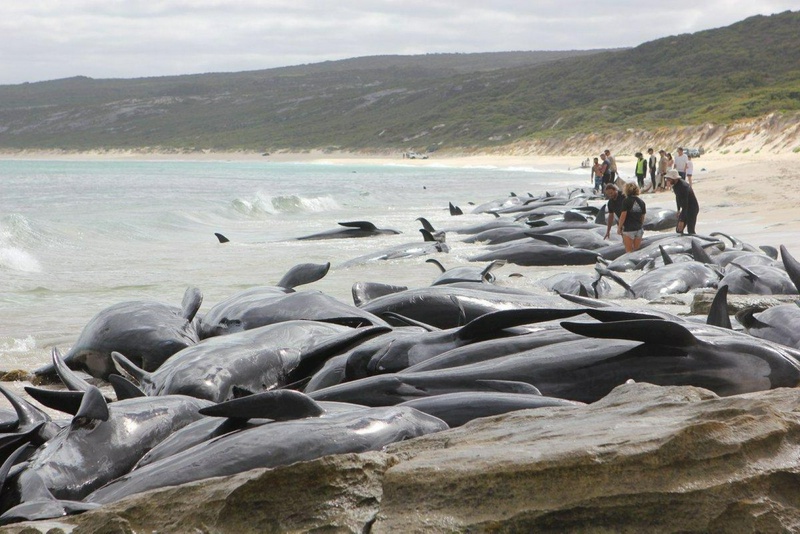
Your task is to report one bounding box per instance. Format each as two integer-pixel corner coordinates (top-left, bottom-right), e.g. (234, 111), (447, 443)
(2, 148), (799, 250)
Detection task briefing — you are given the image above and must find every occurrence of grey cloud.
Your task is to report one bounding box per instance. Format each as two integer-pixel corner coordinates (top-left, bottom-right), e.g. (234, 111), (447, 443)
(0, 1), (797, 84)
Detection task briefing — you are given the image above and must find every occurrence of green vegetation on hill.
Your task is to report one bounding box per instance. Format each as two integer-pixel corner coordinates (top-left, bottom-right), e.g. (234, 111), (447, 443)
(0, 11), (798, 152)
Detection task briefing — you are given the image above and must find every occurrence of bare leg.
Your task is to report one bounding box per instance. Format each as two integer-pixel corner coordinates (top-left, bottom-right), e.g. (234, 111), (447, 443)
(623, 235), (634, 253)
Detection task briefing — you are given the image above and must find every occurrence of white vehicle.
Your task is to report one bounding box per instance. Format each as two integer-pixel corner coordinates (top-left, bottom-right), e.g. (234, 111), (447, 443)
(406, 152), (428, 159)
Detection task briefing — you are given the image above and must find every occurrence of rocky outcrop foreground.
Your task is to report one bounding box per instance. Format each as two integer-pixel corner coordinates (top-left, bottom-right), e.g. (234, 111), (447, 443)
(7, 382), (800, 533)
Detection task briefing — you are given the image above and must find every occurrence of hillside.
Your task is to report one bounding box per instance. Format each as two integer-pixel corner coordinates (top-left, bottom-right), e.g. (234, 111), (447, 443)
(0, 10), (798, 153)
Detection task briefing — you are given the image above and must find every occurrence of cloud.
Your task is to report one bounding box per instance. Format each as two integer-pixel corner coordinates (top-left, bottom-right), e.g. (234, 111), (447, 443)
(1, 1), (797, 84)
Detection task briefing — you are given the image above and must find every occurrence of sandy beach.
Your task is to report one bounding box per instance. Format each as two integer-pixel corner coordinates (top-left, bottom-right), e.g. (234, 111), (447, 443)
(314, 150), (800, 252)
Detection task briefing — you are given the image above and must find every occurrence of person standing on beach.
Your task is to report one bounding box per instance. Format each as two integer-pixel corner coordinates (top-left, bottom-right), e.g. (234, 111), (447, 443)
(591, 157), (604, 193)
(665, 152), (675, 190)
(657, 150), (669, 191)
(634, 152), (647, 189)
(604, 149), (618, 181)
(603, 183), (626, 240)
(665, 169), (699, 234)
(600, 152), (612, 186)
(673, 147), (689, 179)
(647, 148), (657, 192)
(617, 182), (646, 252)
(686, 154), (694, 186)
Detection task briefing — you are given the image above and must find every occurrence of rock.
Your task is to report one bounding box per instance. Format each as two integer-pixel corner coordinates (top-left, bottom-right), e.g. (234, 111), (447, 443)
(375, 383), (800, 532)
(0, 370), (30, 382)
(7, 382), (800, 532)
(3, 453), (396, 534)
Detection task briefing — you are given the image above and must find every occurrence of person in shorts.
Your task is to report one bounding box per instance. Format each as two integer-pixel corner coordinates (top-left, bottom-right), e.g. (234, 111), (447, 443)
(591, 157), (604, 193)
(617, 182), (646, 252)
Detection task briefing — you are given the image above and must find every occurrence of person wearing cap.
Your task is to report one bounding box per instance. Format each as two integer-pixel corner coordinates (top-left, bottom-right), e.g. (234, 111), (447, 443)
(617, 182), (647, 252)
(603, 183), (625, 240)
(664, 169), (699, 234)
(634, 152), (647, 190)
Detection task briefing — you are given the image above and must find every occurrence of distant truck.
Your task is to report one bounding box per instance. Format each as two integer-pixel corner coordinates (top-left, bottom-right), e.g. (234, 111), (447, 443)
(406, 151), (428, 159)
(683, 147), (703, 158)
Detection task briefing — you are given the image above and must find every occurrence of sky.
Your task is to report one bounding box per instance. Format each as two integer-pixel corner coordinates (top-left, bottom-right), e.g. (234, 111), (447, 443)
(2, 1), (797, 85)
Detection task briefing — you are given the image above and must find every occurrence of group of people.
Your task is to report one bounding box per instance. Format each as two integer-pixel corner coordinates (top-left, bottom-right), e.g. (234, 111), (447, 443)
(643, 146), (695, 191)
(591, 149), (619, 193)
(599, 146), (700, 252)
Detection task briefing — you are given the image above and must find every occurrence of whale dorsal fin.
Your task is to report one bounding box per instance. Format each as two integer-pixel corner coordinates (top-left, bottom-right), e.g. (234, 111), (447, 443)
(24, 387), (85, 416)
(277, 262), (330, 289)
(338, 221), (378, 231)
(108, 374), (146, 400)
(780, 245), (800, 294)
(728, 261), (758, 283)
(426, 258), (447, 273)
(561, 319), (698, 347)
(481, 260), (505, 281)
(416, 217), (436, 233)
(525, 233), (569, 247)
(0, 383), (50, 429)
(691, 238), (715, 264)
(735, 307), (770, 330)
(181, 287), (203, 322)
(111, 351), (152, 388)
(199, 390), (325, 422)
(707, 285), (732, 329)
(51, 347), (93, 392)
(659, 245), (674, 265)
(457, 307), (585, 341)
(72, 386), (109, 427)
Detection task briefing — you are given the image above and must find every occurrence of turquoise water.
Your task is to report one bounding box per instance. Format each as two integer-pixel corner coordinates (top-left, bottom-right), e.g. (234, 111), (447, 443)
(0, 158), (590, 370)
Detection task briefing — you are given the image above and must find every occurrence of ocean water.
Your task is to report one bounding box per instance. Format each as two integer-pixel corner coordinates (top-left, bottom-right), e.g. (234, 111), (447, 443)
(0, 158), (595, 372)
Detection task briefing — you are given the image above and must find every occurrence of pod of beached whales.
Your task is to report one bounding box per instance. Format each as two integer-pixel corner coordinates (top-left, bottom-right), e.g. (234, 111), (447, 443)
(4, 189), (800, 524)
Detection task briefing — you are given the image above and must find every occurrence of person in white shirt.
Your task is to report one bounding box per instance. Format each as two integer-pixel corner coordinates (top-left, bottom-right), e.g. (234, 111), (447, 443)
(673, 147), (689, 179)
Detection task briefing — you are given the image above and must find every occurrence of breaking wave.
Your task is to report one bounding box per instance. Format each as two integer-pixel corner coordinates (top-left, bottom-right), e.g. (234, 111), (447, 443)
(230, 192), (340, 217)
(0, 215), (42, 272)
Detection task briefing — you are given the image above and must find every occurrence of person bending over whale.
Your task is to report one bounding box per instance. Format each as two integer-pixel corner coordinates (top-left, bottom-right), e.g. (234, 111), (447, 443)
(665, 169), (699, 235)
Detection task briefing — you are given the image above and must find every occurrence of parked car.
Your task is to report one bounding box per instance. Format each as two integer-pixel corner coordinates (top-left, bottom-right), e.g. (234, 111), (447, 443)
(406, 152), (428, 159)
(684, 147), (703, 158)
